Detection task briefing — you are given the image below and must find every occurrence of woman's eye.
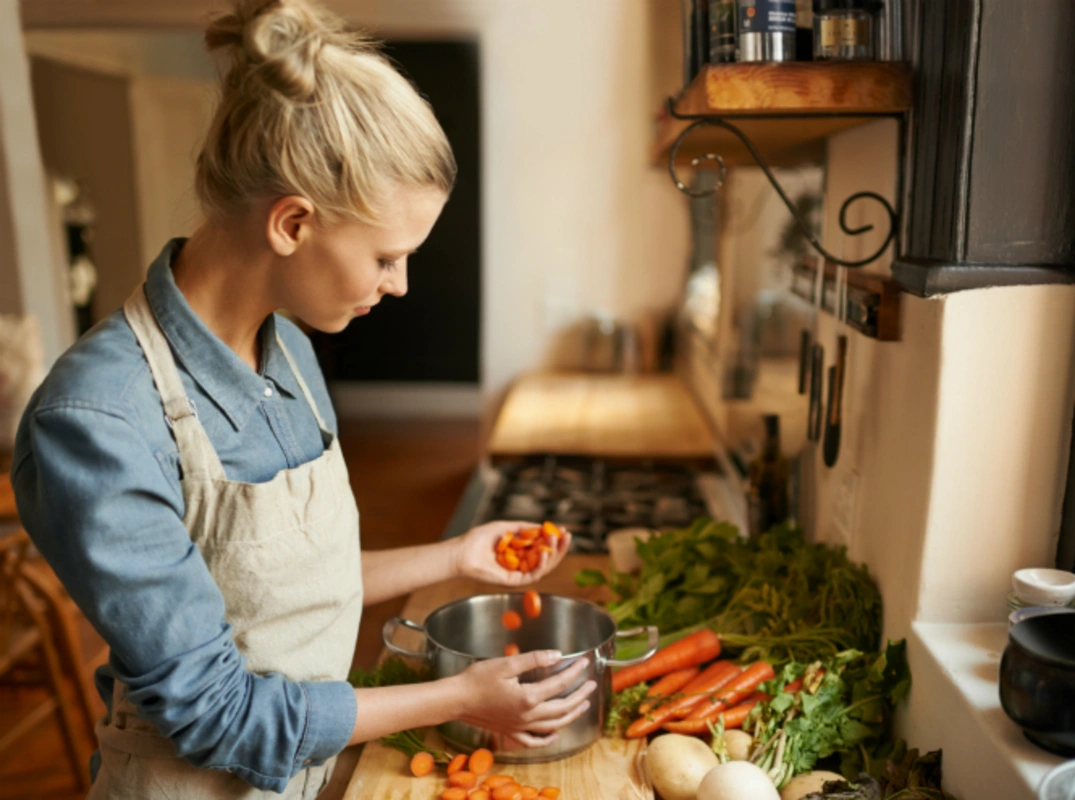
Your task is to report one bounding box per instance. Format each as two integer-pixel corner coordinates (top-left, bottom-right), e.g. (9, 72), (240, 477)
(378, 259), (398, 272)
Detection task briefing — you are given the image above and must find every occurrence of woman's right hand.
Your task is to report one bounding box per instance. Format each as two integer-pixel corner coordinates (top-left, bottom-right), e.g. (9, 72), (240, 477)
(451, 650), (597, 749)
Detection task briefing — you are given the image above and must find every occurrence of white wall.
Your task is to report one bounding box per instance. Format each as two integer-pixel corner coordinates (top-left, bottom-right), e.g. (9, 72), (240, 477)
(25, 2), (693, 419)
(804, 120), (1075, 642)
(0, 4), (74, 365)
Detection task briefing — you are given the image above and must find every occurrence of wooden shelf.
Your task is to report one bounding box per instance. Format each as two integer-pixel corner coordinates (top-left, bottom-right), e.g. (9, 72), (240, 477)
(654, 61), (913, 168)
(790, 258), (902, 341)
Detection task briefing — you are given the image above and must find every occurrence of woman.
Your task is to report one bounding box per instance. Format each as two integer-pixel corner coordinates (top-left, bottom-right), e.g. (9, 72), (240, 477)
(11, 1), (594, 797)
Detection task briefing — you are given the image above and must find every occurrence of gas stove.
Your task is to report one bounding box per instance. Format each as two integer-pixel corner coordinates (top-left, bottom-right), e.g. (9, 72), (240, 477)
(444, 454), (737, 554)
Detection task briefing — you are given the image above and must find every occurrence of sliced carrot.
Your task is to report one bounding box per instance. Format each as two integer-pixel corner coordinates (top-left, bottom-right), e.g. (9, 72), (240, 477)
(483, 775), (514, 789)
(538, 789), (561, 800)
(468, 748), (494, 776)
(638, 666), (700, 714)
(612, 629), (722, 693)
(501, 611), (522, 630)
(441, 789), (469, 800)
(523, 590), (542, 618)
(542, 521), (563, 539)
(504, 643), (520, 657)
(685, 661), (776, 721)
(449, 771), (477, 789)
(447, 753), (468, 776)
(519, 788), (539, 799)
(410, 751), (435, 777)
(516, 527), (539, 543)
(493, 784), (523, 800)
(624, 660), (740, 738)
(496, 533), (514, 553)
(471, 792), (492, 800)
(502, 550), (520, 570)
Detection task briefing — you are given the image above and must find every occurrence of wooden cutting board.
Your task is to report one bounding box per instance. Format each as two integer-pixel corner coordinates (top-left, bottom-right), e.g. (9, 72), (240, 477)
(487, 373), (715, 459)
(343, 555), (653, 800)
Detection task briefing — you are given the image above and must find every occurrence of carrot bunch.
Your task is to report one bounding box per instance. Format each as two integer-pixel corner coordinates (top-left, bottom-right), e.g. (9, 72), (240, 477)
(609, 628), (776, 739)
(495, 522), (564, 573)
(411, 746), (562, 800)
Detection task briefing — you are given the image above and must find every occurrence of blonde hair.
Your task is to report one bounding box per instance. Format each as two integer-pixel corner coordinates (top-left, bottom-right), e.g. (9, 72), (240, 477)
(196, 0), (456, 224)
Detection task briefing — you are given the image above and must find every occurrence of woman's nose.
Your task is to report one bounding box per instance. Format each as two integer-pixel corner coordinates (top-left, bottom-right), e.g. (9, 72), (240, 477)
(382, 264), (408, 298)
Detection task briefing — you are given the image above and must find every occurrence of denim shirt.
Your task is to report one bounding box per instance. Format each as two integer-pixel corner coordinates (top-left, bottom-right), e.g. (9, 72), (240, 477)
(12, 240), (357, 793)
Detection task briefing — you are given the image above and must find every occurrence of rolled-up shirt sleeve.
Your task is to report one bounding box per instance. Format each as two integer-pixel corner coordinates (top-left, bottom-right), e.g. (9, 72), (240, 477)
(13, 402), (356, 792)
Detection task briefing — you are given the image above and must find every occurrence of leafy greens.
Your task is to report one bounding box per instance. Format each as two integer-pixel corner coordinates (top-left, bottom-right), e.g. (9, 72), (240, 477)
(579, 519), (883, 665)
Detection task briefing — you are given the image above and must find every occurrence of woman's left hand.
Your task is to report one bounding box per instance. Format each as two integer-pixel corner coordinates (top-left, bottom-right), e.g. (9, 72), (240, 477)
(452, 520), (572, 586)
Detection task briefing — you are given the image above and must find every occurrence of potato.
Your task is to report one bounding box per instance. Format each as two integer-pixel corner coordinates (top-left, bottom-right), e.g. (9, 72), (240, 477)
(721, 730), (754, 761)
(644, 733), (719, 800)
(697, 761), (780, 800)
(779, 771), (846, 800)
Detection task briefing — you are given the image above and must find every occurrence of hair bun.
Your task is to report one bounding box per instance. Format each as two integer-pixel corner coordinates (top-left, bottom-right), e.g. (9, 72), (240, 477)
(206, 0), (352, 102)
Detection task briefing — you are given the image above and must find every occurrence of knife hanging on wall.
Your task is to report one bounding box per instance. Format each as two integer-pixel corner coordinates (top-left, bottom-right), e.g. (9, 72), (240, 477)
(805, 256), (825, 438)
(823, 267), (849, 467)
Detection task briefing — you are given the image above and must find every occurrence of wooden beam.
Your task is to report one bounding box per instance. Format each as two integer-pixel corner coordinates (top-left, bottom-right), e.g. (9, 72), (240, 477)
(19, 0), (229, 29)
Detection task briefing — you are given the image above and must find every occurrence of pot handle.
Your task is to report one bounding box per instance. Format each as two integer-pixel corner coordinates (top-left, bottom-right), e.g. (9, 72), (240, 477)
(382, 617), (431, 661)
(605, 625), (660, 667)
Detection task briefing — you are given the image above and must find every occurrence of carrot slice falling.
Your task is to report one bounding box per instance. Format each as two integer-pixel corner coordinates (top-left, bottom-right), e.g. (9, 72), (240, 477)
(523, 590), (542, 618)
(447, 753), (468, 776)
(611, 629), (722, 693)
(504, 643), (520, 657)
(501, 611), (522, 631)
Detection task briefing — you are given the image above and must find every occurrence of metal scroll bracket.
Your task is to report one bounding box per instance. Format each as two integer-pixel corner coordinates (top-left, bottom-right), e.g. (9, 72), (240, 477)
(665, 97), (898, 269)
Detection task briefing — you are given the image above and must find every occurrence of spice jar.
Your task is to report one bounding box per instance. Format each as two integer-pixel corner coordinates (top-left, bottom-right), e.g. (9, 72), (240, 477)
(736, 0), (796, 63)
(813, 0), (875, 61)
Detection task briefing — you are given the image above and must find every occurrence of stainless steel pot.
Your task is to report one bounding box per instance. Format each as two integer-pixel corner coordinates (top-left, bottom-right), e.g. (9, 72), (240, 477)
(382, 593), (659, 762)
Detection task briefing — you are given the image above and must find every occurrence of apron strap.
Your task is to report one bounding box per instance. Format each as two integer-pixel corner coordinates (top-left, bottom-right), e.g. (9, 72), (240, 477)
(275, 333), (330, 432)
(123, 286), (227, 482)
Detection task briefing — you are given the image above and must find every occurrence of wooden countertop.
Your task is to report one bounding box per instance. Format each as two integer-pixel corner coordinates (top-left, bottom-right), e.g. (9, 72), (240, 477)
(487, 372), (715, 459)
(343, 555), (652, 799)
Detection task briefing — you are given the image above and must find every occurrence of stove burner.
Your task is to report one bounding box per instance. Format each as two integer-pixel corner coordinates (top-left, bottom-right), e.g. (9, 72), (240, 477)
(483, 455), (714, 553)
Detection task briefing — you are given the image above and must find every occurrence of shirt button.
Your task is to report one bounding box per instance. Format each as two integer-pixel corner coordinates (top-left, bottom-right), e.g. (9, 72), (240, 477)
(264, 384), (273, 398)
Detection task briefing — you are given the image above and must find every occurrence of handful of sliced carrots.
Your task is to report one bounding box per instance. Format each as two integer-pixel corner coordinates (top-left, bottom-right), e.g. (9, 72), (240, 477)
(411, 746), (562, 799)
(495, 522), (565, 573)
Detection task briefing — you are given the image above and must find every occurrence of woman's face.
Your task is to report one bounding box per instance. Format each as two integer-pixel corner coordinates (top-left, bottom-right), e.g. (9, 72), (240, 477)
(277, 186), (447, 333)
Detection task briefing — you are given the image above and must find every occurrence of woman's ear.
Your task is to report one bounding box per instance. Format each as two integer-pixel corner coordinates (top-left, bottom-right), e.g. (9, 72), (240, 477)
(265, 195), (317, 255)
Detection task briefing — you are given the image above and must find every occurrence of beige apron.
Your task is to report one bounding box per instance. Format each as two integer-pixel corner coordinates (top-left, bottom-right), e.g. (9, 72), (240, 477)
(88, 287), (363, 799)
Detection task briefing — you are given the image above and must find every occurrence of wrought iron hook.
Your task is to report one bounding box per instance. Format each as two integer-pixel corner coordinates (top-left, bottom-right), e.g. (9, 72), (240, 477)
(664, 99), (898, 268)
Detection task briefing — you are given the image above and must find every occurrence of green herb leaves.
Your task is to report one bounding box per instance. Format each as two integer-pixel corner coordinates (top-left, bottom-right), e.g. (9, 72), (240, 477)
(581, 519), (883, 665)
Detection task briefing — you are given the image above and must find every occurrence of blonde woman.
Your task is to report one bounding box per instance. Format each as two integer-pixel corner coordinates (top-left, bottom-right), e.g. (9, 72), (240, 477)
(12, 1), (594, 796)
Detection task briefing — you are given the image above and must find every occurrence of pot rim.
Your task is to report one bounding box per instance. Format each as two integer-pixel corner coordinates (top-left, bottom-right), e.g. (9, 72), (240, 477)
(421, 592), (618, 662)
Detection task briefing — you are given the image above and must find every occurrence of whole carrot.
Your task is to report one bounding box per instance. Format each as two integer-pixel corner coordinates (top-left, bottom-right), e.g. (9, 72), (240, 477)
(624, 660), (740, 738)
(612, 629), (721, 693)
(638, 666), (700, 715)
(663, 691), (768, 734)
(661, 662), (775, 735)
(686, 661), (775, 721)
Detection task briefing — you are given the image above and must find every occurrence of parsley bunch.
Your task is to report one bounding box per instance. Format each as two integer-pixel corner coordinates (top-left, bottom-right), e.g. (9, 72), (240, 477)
(579, 519), (882, 665)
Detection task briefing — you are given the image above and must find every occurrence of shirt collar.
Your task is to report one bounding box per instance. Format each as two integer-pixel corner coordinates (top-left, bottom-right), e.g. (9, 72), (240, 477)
(144, 239), (299, 431)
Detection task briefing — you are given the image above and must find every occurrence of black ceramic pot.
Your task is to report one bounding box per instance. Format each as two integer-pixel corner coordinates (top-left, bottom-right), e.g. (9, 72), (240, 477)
(999, 610), (1075, 756)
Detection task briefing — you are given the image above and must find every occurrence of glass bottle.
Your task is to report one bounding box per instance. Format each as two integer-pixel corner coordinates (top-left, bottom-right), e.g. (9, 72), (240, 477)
(813, 0), (875, 61)
(747, 414), (790, 537)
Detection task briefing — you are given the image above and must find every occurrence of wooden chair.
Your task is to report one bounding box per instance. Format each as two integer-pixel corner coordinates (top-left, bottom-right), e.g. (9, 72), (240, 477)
(0, 529), (90, 790)
(2, 469), (100, 742)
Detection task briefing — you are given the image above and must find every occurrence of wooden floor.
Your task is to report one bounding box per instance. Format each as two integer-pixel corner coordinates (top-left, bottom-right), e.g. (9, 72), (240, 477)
(0, 417), (481, 800)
